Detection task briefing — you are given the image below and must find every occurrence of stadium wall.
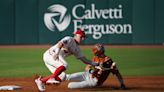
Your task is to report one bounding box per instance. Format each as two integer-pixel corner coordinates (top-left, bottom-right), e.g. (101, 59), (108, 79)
(0, 0), (164, 45)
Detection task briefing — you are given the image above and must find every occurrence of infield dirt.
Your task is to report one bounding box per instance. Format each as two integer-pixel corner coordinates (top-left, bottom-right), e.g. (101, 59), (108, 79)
(0, 76), (164, 92)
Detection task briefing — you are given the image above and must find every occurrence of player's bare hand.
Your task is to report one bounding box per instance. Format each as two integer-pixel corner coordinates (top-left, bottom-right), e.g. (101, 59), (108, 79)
(111, 62), (116, 69)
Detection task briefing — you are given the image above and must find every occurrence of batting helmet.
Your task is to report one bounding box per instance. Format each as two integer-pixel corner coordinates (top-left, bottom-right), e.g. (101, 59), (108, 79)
(74, 29), (86, 38)
(92, 43), (105, 56)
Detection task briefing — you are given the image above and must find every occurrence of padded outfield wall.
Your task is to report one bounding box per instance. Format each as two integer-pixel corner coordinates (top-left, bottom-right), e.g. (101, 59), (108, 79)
(0, 0), (164, 45)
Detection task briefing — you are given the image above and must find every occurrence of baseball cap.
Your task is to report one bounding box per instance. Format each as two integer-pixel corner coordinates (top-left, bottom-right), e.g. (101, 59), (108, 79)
(74, 29), (86, 38)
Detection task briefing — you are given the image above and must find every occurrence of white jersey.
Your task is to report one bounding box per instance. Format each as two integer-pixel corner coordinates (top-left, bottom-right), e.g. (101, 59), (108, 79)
(47, 36), (84, 59)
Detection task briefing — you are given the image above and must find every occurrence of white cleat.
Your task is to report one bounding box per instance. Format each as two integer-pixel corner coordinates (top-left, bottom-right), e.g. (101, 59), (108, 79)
(35, 76), (45, 92)
(46, 78), (60, 84)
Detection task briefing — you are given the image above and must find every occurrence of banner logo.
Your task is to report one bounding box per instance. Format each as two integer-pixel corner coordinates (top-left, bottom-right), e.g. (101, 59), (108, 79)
(44, 4), (71, 32)
(44, 4), (132, 39)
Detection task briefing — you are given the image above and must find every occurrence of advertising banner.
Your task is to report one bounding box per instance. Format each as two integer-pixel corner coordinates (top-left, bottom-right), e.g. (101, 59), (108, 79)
(39, 0), (133, 44)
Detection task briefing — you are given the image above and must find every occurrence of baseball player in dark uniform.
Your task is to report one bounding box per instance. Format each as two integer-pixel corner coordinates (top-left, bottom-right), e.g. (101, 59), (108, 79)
(66, 44), (126, 89)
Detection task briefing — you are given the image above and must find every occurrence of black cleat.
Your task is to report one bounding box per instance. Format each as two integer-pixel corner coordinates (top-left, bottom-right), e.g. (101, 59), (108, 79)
(120, 84), (127, 90)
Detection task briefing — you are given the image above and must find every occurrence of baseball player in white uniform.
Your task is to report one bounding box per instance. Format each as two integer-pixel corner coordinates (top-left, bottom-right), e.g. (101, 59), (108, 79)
(35, 29), (99, 91)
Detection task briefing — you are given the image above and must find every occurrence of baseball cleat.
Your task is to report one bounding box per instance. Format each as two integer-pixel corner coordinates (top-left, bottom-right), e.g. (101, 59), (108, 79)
(120, 84), (127, 90)
(35, 76), (45, 92)
(46, 78), (60, 85)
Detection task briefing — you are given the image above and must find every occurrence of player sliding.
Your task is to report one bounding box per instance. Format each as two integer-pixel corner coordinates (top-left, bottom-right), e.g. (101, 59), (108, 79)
(35, 29), (99, 91)
(66, 44), (126, 89)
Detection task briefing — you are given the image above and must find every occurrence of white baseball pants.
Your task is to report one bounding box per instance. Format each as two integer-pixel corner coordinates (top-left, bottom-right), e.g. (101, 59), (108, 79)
(43, 50), (67, 81)
(67, 72), (98, 89)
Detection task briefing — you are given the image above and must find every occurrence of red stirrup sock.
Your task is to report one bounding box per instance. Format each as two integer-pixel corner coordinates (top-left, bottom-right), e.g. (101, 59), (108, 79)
(41, 75), (62, 83)
(51, 66), (66, 81)
(55, 76), (62, 82)
(40, 76), (51, 83)
(40, 66), (66, 83)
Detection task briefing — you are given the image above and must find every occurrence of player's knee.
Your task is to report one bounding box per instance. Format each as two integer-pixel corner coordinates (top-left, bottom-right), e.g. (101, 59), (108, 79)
(90, 81), (97, 87)
(90, 78), (98, 87)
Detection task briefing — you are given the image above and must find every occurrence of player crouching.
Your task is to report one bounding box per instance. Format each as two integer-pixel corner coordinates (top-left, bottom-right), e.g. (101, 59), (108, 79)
(66, 44), (126, 89)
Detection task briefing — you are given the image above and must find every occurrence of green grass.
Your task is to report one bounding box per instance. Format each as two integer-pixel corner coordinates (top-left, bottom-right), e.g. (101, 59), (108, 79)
(0, 47), (164, 77)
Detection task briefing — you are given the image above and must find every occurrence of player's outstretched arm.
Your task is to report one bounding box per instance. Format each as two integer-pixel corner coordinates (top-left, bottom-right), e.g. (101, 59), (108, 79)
(111, 62), (126, 89)
(79, 57), (98, 66)
(52, 42), (63, 60)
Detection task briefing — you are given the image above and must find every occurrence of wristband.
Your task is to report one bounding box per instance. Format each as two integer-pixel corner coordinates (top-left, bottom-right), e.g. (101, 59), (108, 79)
(89, 69), (94, 74)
